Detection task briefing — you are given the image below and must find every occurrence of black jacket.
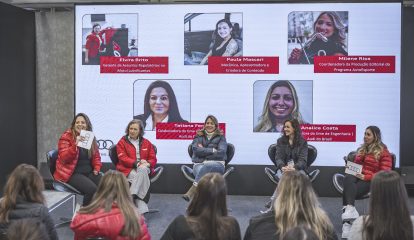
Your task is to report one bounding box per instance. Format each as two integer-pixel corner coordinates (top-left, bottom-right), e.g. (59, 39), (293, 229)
(274, 136), (308, 171)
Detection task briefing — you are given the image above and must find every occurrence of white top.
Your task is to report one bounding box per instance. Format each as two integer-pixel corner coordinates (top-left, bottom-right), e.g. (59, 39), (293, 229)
(147, 115), (168, 130)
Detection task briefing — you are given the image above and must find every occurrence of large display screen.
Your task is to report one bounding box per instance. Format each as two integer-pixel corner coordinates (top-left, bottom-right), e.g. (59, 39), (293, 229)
(75, 3), (401, 165)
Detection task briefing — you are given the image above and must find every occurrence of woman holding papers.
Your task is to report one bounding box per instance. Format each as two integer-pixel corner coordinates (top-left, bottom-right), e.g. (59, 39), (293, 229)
(54, 113), (102, 206)
(182, 115), (227, 202)
(116, 119), (157, 214)
(341, 126), (392, 238)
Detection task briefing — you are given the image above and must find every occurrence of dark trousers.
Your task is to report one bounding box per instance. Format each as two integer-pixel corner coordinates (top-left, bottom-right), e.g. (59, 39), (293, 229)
(343, 174), (370, 205)
(68, 172), (101, 206)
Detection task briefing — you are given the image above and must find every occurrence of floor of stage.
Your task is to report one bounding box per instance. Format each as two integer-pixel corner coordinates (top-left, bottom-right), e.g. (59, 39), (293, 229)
(51, 193), (414, 240)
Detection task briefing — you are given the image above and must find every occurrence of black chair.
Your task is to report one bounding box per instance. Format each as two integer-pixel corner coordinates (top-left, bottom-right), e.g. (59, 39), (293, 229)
(264, 144), (320, 184)
(181, 143), (235, 182)
(46, 149), (81, 227)
(108, 144), (163, 213)
(332, 151), (396, 199)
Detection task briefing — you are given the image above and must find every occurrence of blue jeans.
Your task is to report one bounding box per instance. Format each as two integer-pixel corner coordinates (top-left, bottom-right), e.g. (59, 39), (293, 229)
(193, 161), (225, 183)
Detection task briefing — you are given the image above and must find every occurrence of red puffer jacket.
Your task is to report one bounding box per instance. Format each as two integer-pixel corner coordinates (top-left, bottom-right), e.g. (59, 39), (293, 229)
(116, 136), (157, 176)
(70, 205), (151, 240)
(54, 129), (102, 182)
(354, 147), (392, 181)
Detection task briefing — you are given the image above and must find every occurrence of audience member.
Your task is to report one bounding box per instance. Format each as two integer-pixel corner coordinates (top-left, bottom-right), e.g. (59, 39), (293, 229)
(244, 171), (337, 240)
(0, 164), (58, 240)
(281, 226), (319, 240)
(70, 170), (150, 240)
(348, 170), (413, 240)
(162, 173), (241, 240)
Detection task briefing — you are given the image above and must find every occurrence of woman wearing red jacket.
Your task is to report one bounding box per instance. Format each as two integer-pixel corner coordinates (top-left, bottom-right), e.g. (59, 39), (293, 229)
(71, 170), (151, 240)
(54, 113), (102, 206)
(341, 126), (392, 238)
(116, 119), (157, 214)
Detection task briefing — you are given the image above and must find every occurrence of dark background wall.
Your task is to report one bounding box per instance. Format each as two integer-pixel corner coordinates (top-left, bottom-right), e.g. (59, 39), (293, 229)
(0, 2), (36, 193)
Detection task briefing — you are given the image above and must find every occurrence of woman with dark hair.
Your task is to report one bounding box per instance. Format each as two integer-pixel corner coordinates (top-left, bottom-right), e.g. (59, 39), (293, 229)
(244, 171), (336, 240)
(134, 80), (187, 130)
(341, 126), (392, 238)
(182, 115), (228, 201)
(254, 80), (305, 132)
(85, 23), (104, 64)
(200, 19), (239, 65)
(0, 164), (58, 240)
(348, 171), (413, 240)
(161, 173), (241, 240)
(262, 118), (308, 210)
(71, 170), (150, 240)
(289, 11), (348, 64)
(116, 119), (157, 214)
(54, 113), (102, 206)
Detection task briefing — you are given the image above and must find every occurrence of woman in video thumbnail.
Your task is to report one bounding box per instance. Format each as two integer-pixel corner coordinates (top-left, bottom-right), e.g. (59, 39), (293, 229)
(244, 171), (336, 240)
(71, 170), (150, 240)
(0, 164), (58, 240)
(348, 170), (413, 240)
(289, 11), (348, 64)
(182, 115), (228, 202)
(199, 19), (239, 65)
(116, 119), (157, 214)
(255, 80), (305, 132)
(85, 23), (104, 64)
(54, 113), (102, 206)
(134, 80), (187, 130)
(162, 173), (241, 240)
(341, 126), (392, 238)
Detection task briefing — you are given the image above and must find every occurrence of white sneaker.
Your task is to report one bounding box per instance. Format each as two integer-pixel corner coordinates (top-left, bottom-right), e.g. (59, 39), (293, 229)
(342, 205), (359, 221)
(341, 222), (352, 239)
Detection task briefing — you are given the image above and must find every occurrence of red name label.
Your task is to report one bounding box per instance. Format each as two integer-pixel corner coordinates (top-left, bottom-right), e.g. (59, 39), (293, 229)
(208, 57), (279, 74)
(100, 57), (168, 73)
(301, 124), (356, 142)
(156, 123), (226, 140)
(314, 56), (395, 73)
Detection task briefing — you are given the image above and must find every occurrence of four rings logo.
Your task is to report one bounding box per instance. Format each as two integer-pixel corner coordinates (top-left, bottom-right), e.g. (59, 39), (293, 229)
(97, 139), (114, 150)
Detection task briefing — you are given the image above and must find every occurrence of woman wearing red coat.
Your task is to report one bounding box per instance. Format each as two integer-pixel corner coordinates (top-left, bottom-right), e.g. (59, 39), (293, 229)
(71, 170), (151, 240)
(54, 113), (102, 206)
(341, 126), (392, 238)
(116, 119), (157, 214)
(84, 23), (104, 64)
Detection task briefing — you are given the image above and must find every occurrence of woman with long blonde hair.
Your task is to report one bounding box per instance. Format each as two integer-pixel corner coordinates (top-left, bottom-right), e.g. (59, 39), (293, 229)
(0, 164), (58, 240)
(244, 171), (336, 240)
(341, 126), (392, 238)
(71, 170), (150, 240)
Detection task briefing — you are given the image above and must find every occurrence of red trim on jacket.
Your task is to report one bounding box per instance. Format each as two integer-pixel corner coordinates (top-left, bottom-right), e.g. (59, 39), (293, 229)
(116, 136), (157, 176)
(70, 205), (150, 240)
(53, 129), (102, 182)
(354, 147), (392, 181)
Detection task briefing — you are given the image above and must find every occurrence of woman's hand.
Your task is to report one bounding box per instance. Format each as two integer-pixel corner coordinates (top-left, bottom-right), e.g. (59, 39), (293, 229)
(93, 170), (99, 175)
(355, 173), (365, 180)
(281, 166), (295, 173)
(288, 48), (302, 64)
(139, 160), (150, 168)
(76, 136), (85, 144)
(197, 143), (203, 148)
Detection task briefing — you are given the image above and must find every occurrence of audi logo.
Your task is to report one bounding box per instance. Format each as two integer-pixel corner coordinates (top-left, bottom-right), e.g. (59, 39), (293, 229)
(97, 139), (114, 150)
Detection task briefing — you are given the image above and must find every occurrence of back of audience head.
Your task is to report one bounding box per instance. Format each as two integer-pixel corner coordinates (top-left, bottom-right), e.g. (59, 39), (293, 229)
(187, 173), (230, 240)
(0, 164), (45, 222)
(281, 226), (319, 240)
(7, 218), (50, 240)
(274, 171), (334, 240)
(78, 170), (141, 239)
(364, 170), (413, 240)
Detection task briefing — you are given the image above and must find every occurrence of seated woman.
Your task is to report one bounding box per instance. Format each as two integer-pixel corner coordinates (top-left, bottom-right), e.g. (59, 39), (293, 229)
(348, 170), (413, 240)
(54, 113), (102, 206)
(254, 80), (306, 132)
(341, 126), (392, 238)
(161, 173), (241, 240)
(134, 80), (188, 130)
(200, 19), (239, 65)
(71, 170), (150, 240)
(182, 115), (227, 201)
(244, 171), (337, 240)
(116, 119), (157, 214)
(0, 164), (58, 240)
(288, 11), (347, 64)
